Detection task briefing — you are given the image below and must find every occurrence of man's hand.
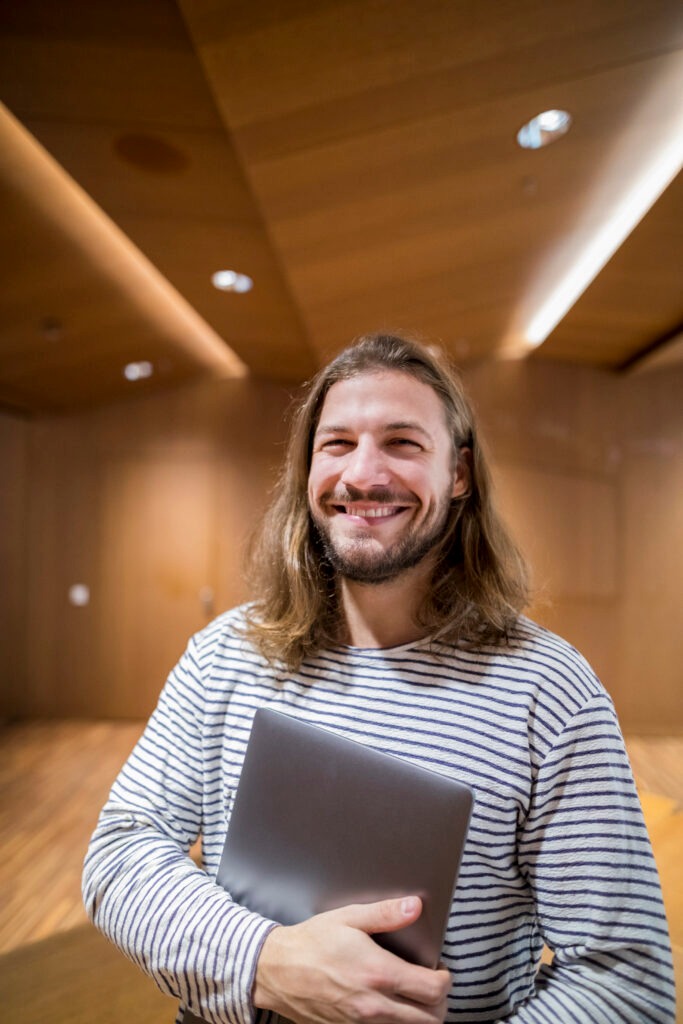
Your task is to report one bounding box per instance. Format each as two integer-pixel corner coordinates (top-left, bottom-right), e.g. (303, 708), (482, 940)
(252, 896), (451, 1024)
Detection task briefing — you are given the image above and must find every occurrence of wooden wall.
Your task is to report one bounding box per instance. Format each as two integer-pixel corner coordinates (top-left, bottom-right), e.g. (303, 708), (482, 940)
(467, 359), (683, 733)
(0, 412), (29, 721)
(1, 360), (681, 731)
(2, 377), (291, 719)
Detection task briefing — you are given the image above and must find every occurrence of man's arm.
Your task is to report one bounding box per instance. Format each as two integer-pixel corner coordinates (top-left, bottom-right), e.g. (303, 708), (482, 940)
(253, 897), (451, 1024)
(499, 693), (675, 1023)
(82, 637), (276, 1024)
(82, 638), (448, 1024)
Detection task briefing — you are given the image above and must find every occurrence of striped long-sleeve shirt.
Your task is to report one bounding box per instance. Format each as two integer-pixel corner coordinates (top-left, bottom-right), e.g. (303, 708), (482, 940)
(82, 608), (675, 1024)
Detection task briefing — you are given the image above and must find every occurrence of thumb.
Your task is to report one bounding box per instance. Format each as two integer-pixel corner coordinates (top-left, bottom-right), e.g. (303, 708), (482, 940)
(335, 895), (422, 935)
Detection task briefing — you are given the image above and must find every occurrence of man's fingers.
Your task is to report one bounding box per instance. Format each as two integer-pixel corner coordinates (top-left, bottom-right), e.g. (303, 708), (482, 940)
(393, 965), (452, 1008)
(327, 897), (450, 1007)
(334, 895), (423, 935)
(349, 989), (449, 1024)
(331, 897), (451, 1008)
(254, 900), (450, 1024)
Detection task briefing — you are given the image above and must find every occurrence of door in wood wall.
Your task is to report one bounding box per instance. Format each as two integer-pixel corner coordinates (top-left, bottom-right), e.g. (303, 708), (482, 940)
(97, 456), (216, 718)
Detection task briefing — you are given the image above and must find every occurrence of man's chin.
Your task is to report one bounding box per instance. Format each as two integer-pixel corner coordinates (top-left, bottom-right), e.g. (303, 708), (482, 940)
(338, 564), (404, 585)
(328, 552), (395, 585)
(325, 541), (432, 586)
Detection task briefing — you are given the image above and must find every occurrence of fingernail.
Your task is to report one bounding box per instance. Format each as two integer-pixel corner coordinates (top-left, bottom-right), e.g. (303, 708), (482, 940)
(401, 896), (418, 915)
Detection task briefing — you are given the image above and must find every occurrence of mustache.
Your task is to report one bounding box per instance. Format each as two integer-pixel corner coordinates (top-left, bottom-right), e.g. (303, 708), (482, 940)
(321, 485), (415, 505)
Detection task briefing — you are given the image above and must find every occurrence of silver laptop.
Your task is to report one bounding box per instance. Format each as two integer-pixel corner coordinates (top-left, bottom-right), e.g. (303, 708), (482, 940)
(182, 706), (474, 1023)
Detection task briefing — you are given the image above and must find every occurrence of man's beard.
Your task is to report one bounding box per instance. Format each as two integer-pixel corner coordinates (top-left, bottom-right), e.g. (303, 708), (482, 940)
(312, 487), (454, 585)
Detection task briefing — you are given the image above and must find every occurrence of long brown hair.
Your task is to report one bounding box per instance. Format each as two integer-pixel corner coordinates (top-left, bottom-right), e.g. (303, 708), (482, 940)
(243, 333), (529, 667)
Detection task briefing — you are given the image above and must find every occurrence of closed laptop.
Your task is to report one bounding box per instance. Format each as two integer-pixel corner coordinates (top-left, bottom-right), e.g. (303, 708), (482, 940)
(182, 706), (474, 1024)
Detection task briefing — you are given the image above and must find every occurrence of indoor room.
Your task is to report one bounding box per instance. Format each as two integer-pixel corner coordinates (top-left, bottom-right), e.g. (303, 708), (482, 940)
(1, 2), (681, 1022)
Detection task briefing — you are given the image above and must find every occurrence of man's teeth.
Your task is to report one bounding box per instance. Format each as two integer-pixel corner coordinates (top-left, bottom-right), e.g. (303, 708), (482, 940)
(345, 505), (397, 518)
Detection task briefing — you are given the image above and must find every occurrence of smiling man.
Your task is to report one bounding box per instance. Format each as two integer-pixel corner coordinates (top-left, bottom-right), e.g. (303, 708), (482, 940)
(83, 334), (675, 1024)
(308, 370), (467, 591)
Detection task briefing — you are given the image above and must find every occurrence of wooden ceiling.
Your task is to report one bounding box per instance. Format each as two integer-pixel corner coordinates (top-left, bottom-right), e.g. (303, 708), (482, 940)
(0, 0), (681, 413)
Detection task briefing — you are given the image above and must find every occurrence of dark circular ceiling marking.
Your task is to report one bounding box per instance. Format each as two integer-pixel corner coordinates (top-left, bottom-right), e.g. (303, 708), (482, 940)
(113, 134), (190, 174)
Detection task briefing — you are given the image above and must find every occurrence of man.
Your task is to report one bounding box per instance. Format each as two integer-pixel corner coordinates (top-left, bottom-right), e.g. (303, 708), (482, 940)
(83, 334), (675, 1024)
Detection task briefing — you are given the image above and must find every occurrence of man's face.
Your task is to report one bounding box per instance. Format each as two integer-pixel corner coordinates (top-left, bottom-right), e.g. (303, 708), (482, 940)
(307, 369), (468, 584)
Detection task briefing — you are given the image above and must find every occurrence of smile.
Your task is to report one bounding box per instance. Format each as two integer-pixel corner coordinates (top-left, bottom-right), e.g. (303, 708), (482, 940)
(332, 504), (405, 518)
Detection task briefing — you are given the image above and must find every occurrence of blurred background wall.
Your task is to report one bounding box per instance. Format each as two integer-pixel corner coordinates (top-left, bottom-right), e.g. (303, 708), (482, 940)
(2, 357), (681, 732)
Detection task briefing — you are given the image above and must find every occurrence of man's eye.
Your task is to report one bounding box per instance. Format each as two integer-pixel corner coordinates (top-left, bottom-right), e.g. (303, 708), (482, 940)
(389, 438), (422, 450)
(321, 439), (352, 451)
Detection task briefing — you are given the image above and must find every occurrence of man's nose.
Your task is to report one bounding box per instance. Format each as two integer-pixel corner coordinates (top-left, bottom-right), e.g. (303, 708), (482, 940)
(340, 439), (391, 491)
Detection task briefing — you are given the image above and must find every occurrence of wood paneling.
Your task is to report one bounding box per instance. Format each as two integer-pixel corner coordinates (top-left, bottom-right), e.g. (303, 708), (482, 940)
(182, 0), (683, 366)
(616, 454), (683, 729)
(539, 172), (683, 367)
(0, 102), (242, 414)
(494, 464), (617, 600)
(1, 1), (682, 415)
(3, 357), (681, 732)
(18, 376), (290, 719)
(0, 0), (314, 413)
(182, 0), (683, 129)
(96, 457), (216, 717)
(0, 412), (29, 721)
(611, 366), (683, 731)
(466, 358), (683, 732)
(466, 359), (622, 695)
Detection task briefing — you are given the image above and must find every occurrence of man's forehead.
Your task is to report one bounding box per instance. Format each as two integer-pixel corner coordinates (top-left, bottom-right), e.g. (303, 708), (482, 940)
(316, 369), (449, 430)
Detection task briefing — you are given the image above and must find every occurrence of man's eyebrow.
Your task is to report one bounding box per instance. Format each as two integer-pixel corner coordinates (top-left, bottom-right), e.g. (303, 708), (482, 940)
(314, 423), (350, 435)
(314, 421), (435, 442)
(385, 420), (434, 441)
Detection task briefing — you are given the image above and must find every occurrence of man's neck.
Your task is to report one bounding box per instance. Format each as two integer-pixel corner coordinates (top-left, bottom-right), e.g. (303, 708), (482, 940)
(338, 563), (433, 649)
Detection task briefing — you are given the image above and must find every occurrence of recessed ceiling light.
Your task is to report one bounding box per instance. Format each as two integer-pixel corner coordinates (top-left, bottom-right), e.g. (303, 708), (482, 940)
(517, 110), (572, 150)
(212, 270), (253, 293)
(123, 361), (153, 381)
(68, 583), (90, 607)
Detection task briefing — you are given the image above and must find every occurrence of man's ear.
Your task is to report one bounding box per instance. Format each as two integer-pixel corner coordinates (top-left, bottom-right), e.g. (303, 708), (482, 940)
(452, 447), (472, 499)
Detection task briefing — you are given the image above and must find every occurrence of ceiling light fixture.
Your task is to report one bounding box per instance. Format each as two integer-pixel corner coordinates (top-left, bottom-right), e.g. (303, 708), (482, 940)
(212, 270), (253, 293)
(517, 110), (572, 150)
(68, 584), (90, 607)
(123, 361), (154, 381)
(525, 130), (683, 347)
(0, 102), (245, 379)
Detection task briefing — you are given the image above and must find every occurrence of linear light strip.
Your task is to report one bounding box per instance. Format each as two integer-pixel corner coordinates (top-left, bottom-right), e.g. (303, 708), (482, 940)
(0, 102), (247, 377)
(525, 132), (683, 348)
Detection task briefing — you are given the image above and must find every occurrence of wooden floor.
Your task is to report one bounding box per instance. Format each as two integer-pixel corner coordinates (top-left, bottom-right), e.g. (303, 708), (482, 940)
(0, 721), (681, 1011)
(0, 720), (145, 952)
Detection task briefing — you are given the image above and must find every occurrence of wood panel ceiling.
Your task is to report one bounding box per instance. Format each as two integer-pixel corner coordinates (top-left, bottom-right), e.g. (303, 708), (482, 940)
(0, 0), (681, 413)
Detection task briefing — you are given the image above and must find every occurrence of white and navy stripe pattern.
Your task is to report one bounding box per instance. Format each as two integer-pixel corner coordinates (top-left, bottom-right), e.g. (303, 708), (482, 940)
(83, 608), (675, 1023)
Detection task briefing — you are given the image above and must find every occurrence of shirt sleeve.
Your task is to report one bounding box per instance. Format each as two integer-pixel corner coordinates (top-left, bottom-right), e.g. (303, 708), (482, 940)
(81, 635), (277, 1024)
(499, 692), (675, 1023)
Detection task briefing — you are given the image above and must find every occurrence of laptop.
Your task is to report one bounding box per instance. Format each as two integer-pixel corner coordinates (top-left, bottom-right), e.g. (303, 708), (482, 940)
(182, 706), (474, 1024)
